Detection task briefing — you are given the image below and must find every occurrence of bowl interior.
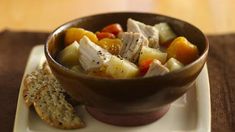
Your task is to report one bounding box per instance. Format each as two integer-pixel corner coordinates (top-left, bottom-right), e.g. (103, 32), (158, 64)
(45, 12), (208, 113)
(47, 12), (208, 73)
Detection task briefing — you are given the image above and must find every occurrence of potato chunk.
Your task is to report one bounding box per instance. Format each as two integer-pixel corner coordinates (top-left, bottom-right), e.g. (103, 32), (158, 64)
(70, 65), (84, 73)
(167, 37), (199, 64)
(105, 56), (139, 79)
(165, 58), (184, 71)
(64, 28), (98, 46)
(154, 23), (176, 44)
(59, 41), (80, 67)
(138, 46), (167, 65)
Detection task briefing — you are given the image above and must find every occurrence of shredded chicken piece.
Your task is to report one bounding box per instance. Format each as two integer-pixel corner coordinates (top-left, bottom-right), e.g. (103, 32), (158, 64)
(127, 18), (159, 48)
(118, 32), (148, 62)
(79, 36), (111, 71)
(144, 59), (169, 77)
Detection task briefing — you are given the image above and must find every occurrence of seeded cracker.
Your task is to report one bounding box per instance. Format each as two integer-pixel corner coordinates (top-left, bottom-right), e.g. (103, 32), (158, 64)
(23, 62), (85, 129)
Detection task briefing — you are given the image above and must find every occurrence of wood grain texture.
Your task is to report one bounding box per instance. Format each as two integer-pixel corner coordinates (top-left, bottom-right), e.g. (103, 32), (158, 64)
(1, 0), (235, 34)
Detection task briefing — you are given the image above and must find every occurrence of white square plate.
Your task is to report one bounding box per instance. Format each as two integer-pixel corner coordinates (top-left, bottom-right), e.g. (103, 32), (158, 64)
(14, 45), (211, 132)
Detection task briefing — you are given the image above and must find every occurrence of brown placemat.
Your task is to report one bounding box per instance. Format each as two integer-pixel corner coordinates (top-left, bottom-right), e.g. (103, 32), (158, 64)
(0, 30), (49, 132)
(0, 30), (234, 132)
(207, 34), (235, 132)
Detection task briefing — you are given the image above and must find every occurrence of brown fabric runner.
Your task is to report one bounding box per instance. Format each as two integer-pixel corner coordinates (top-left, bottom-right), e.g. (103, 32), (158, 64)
(207, 34), (235, 132)
(0, 30), (234, 132)
(0, 30), (49, 132)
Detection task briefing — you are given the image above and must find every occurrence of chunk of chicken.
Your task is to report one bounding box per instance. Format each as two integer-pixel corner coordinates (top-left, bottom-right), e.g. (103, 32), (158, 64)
(79, 36), (111, 71)
(144, 59), (169, 77)
(118, 32), (148, 63)
(127, 18), (159, 48)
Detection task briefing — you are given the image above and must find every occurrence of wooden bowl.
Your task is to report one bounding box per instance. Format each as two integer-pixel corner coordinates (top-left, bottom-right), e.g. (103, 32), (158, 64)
(45, 12), (209, 126)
